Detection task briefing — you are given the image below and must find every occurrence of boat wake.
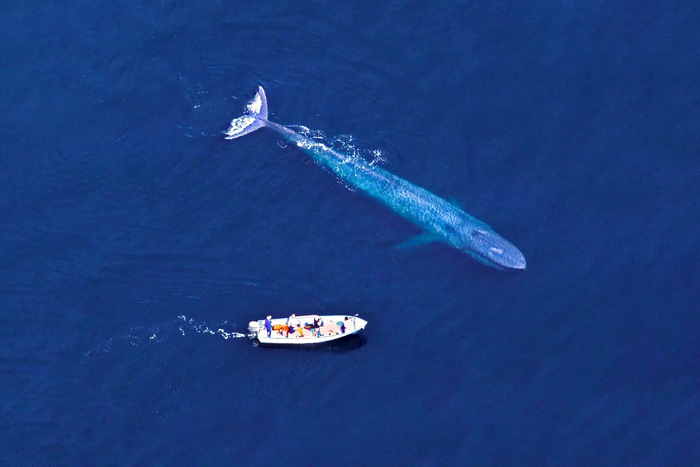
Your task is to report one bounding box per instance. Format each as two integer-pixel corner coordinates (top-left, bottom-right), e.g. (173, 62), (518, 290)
(175, 314), (248, 340)
(82, 315), (248, 363)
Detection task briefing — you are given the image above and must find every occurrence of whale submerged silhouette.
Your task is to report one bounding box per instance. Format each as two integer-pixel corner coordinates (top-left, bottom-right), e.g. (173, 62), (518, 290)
(225, 86), (526, 270)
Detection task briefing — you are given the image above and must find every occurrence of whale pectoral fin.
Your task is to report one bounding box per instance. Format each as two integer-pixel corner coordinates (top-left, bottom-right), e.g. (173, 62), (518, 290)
(394, 232), (439, 250)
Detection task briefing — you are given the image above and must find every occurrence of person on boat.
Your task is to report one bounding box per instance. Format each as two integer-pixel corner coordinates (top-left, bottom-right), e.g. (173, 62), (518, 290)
(285, 314), (296, 337)
(313, 315), (323, 337)
(264, 316), (272, 338)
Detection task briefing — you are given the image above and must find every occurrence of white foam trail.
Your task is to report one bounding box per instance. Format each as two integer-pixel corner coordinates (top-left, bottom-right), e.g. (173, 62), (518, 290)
(282, 127), (388, 194)
(82, 315), (249, 362)
(246, 93), (263, 114)
(176, 315), (247, 340)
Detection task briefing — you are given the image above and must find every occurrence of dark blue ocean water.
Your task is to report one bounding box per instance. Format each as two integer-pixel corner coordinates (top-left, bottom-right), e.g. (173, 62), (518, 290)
(2, 1), (699, 465)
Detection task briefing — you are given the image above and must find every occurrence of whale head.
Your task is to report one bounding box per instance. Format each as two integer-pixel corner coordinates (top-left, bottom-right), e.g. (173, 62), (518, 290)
(463, 227), (526, 270)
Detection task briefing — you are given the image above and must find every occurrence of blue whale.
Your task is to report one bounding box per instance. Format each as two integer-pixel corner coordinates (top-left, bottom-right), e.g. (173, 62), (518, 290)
(225, 87), (526, 270)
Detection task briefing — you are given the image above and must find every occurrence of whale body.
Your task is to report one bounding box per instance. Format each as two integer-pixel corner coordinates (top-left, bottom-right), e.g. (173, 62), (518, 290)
(225, 86), (526, 270)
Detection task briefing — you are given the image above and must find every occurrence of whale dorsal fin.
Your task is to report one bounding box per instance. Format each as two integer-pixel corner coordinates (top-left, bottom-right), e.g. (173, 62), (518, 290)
(448, 197), (464, 209)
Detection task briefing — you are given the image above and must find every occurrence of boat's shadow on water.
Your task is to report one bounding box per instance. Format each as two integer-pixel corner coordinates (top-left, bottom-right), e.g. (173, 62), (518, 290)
(257, 333), (368, 354)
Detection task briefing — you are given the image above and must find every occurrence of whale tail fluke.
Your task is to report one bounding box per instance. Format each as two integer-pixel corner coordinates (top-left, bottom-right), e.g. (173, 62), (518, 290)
(225, 86), (269, 139)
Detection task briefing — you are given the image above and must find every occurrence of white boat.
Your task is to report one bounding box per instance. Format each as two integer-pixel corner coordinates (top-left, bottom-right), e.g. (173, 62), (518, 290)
(248, 314), (367, 346)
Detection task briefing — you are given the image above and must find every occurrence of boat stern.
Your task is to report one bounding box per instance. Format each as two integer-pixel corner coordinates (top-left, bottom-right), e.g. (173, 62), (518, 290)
(247, 320), (261, 340)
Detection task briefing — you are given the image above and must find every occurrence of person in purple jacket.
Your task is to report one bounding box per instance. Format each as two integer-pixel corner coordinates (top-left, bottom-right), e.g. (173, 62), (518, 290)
(264, 316), (272, 338)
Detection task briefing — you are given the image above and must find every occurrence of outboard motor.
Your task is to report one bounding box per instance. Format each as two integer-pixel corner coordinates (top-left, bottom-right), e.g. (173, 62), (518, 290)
(247, 321), (260, 339)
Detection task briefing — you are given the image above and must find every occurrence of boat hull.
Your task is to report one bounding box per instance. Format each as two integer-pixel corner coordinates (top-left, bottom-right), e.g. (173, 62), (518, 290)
(250, 314), (367, 347)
